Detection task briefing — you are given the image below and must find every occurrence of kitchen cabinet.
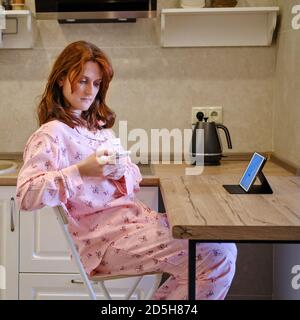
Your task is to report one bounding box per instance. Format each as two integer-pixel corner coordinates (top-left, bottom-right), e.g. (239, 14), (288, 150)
(160, 7), (279, 47)
(20, 205), (78, 273)
(19, 186), (159, 300)
(19, 273), (157, 300)
(0, 186), (18, 299)
(0, 9), (34, 49)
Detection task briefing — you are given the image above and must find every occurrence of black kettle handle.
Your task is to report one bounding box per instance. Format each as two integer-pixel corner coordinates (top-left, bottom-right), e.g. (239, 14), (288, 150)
(216, 124), (232, 149)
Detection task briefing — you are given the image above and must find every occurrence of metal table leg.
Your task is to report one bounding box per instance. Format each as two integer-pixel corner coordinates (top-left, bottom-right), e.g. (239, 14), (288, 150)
(188, 240), (196, 300)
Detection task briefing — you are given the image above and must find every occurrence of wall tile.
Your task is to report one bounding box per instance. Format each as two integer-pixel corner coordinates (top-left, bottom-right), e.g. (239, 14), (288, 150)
(0, 0), (276, 154)
(274, 1), (300, 167)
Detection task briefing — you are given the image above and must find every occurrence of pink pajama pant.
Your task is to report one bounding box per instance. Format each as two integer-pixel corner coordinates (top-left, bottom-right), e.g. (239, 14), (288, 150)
(95, 233), (237, 300)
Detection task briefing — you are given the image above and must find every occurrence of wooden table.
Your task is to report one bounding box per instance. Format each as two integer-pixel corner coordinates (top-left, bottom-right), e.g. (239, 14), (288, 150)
(158, 173), (300, 300)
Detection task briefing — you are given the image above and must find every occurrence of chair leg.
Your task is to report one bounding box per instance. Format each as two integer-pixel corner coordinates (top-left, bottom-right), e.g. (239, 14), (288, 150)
(144, 274), (162, 300)
(97, 281), (113, 300)
(85, 281), (98, 300)
(96, 275), (160, 300)
(97, 277), (143, 300)
(123, 276), (143, 300)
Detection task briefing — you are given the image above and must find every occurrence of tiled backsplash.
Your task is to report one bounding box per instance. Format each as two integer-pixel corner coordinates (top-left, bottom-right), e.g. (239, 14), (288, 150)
(2, 0), (298, 169)
(273, 0), (300, 168)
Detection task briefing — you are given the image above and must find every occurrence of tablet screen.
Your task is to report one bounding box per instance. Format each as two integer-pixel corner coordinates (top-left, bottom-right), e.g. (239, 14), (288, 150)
(239, 152), (266, 192)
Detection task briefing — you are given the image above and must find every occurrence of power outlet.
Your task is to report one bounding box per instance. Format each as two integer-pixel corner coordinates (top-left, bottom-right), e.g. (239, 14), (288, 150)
(191, 107), (207, 124)
(191, 106), (223, 124)
(207, 106), (223, 123)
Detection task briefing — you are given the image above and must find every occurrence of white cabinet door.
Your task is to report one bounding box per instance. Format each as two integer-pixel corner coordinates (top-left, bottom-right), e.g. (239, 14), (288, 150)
(20, 206), (78, 273)
(19, 273), (159, 300)
(0, 186), (18, 300)
(20, 187), (159, 273)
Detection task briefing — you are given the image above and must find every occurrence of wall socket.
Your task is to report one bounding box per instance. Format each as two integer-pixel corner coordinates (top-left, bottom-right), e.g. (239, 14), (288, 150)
(191, 106), (223, 124)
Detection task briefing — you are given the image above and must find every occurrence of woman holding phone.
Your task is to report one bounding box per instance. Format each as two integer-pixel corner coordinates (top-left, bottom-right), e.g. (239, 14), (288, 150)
(16, 41), (237, 300)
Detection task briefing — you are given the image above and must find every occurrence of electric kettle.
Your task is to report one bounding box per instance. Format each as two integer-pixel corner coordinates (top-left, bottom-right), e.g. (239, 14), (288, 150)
(190, 112), (232, 165)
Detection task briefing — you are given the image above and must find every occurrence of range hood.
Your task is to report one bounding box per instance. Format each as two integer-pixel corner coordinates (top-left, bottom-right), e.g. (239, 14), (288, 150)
(35, 0), (157, 23)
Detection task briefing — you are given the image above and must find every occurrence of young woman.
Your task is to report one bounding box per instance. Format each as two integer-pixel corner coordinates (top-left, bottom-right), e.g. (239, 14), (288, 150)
(16, 41), (237, 300)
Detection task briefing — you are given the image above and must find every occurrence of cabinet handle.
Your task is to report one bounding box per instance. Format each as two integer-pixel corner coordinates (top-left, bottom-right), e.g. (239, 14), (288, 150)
(71, 279), (84, 285)
(10, 197), (15, 232)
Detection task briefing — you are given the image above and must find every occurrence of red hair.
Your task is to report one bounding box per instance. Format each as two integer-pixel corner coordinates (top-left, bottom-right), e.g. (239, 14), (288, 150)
(37, 41), (115, 130)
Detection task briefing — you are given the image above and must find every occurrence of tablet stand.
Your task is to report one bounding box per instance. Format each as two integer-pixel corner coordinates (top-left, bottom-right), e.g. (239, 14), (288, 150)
(223, 170), (273, 194)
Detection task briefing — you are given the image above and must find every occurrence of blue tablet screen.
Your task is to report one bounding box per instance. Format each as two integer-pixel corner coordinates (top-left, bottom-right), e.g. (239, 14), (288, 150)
(239, 153), (265, 192)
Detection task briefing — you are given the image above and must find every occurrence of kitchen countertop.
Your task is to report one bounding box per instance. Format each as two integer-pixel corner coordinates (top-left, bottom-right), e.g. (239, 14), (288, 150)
(139, 160), (293, 185)
(0, 159), (23, 186)
(0, 159), (293, 186)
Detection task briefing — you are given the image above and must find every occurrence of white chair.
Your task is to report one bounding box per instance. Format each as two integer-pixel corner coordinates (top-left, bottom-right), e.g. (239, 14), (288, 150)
(55, 206), (162, 300)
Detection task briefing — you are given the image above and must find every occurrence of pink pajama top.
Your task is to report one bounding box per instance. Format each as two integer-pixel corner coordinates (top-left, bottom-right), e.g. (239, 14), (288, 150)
(16, 120), (145, 275)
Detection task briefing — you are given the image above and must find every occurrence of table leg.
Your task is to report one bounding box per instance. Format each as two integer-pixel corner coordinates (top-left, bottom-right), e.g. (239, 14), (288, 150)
(188, 240), (196, 300)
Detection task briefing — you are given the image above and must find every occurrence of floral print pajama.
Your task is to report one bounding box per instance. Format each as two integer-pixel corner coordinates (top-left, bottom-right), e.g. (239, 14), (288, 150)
(16, 120), (237, 300)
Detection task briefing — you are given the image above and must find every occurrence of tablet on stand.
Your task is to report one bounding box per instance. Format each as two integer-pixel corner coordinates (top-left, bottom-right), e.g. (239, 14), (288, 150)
(223, 152), (273, 194)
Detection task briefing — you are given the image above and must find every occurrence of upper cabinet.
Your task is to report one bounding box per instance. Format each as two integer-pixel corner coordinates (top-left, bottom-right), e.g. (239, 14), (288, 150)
(160, 7), (280, 47)
(0, 9), (34, 49)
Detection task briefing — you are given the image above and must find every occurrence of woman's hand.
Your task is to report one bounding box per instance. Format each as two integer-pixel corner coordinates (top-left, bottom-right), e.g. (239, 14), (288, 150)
(76, 149), (127, 179)
(97, 147), (128, 180)
(76, 153), (105, 177)
(102, 163), (127, 180)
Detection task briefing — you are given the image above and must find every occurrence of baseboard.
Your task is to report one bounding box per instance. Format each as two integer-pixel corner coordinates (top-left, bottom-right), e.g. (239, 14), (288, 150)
(222, 151), (273, 161)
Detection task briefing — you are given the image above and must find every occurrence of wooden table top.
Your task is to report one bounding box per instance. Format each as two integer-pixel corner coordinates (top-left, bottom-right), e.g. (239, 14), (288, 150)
(159, 173), (300, 241)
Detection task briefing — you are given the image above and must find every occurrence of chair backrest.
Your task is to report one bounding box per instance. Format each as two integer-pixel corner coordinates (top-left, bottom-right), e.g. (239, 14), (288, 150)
(54, 206), (162, 300)
(55, 206), (99, 299)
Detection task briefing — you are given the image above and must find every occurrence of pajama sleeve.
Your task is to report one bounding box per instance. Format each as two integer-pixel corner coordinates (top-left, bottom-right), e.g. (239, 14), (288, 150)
(16, 132), (83, 211)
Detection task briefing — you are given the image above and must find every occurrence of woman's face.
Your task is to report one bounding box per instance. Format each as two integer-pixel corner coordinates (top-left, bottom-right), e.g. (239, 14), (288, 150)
(61, 61), (102, 116)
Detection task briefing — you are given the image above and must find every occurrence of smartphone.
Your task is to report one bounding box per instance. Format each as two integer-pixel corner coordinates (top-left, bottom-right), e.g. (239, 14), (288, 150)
(115, 150), (131, 159)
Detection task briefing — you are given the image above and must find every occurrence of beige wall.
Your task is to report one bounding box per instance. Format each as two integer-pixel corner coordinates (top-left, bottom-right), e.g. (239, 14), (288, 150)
(273, 0), (300, 168)
(0, 0), (276, 154)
